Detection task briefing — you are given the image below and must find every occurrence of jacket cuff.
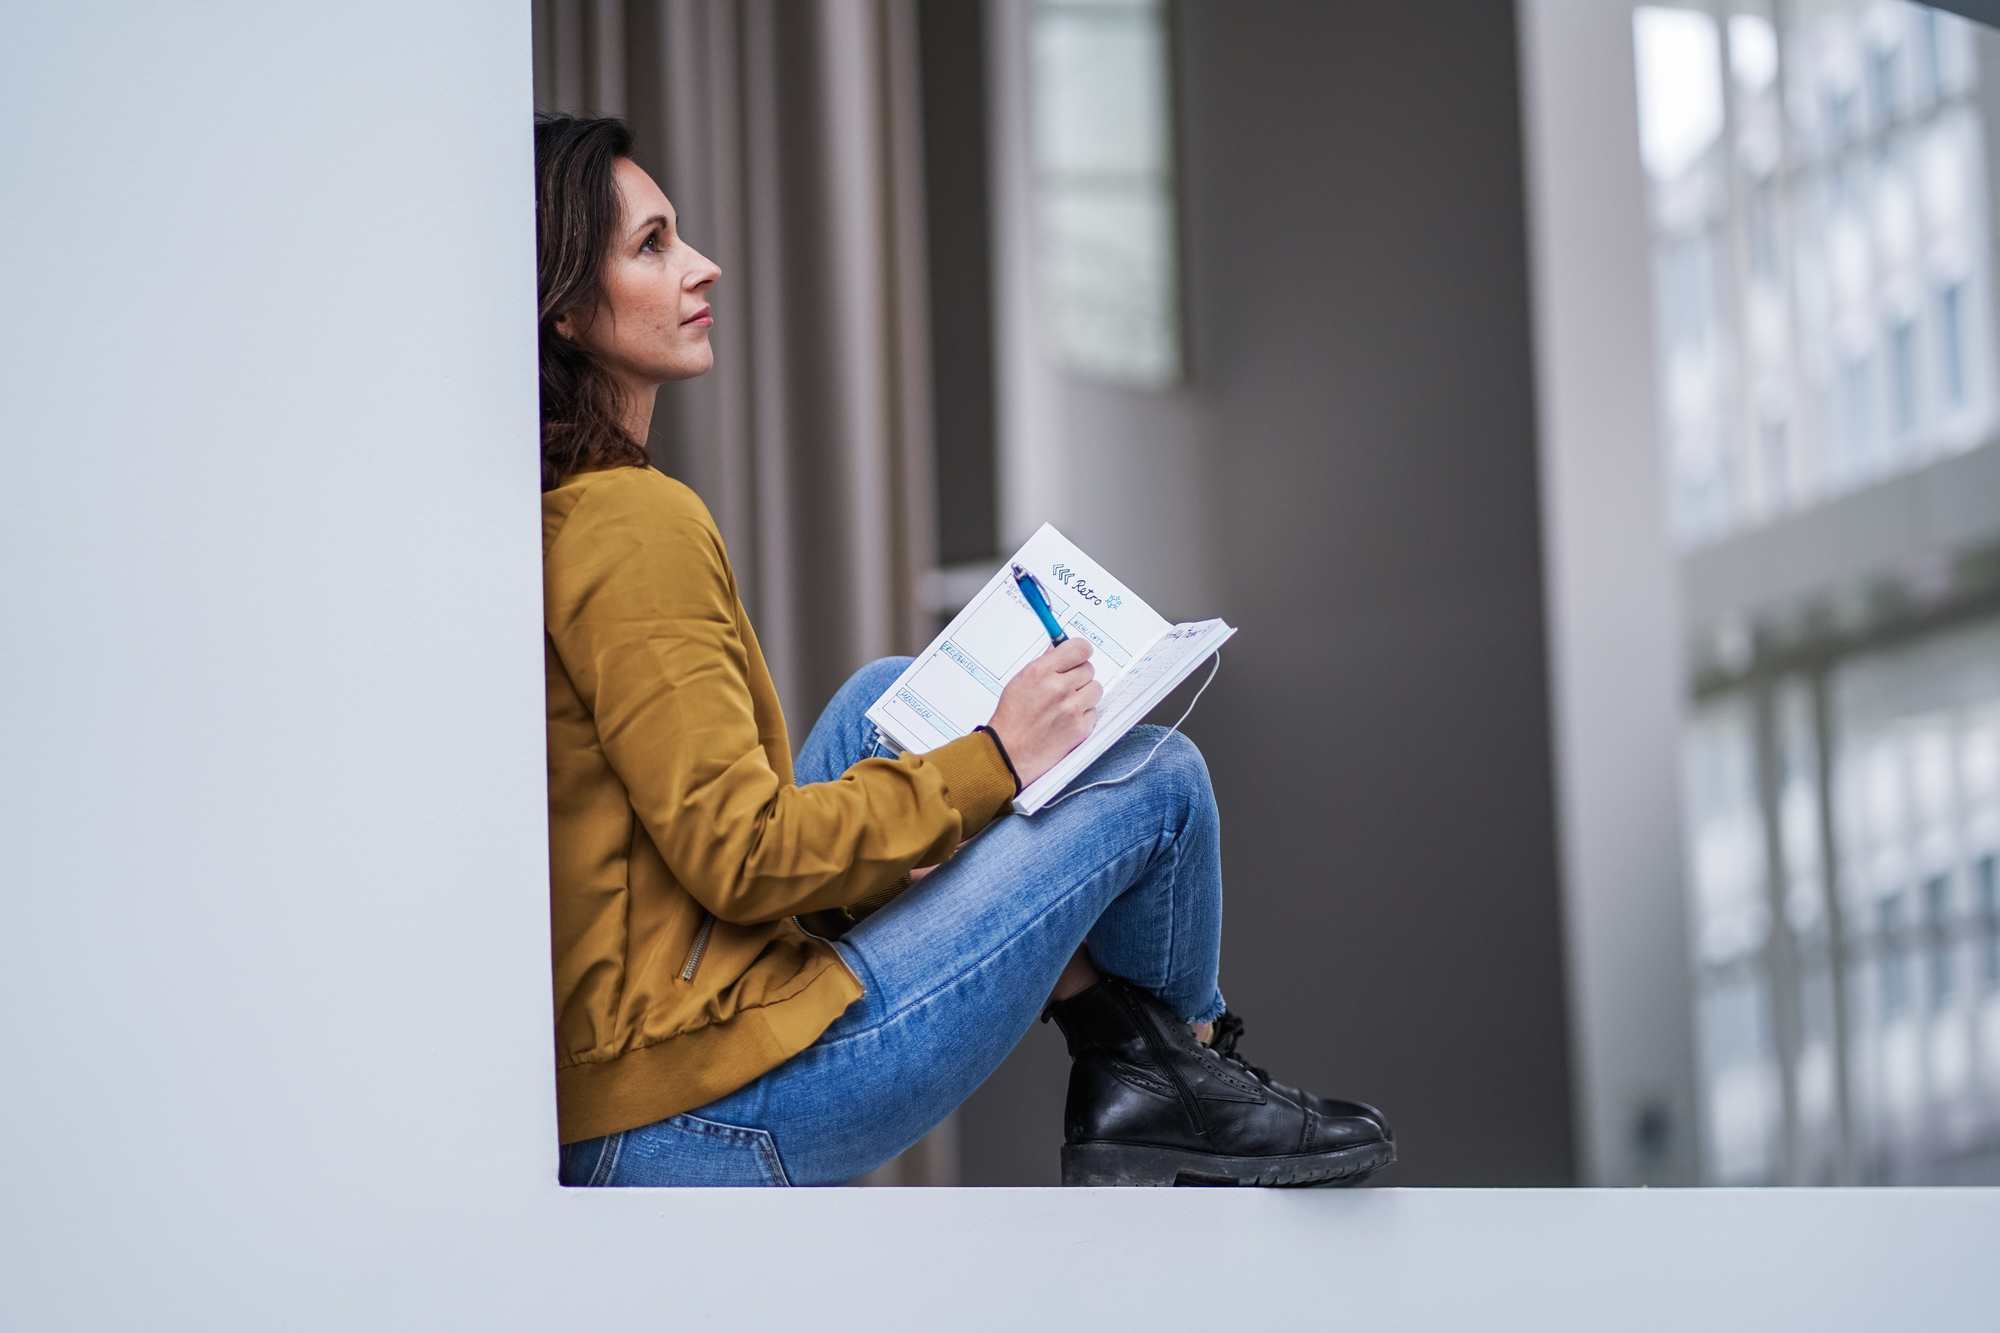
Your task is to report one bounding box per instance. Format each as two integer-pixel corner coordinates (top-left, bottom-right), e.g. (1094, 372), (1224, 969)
(924, 732), (1018, 836)
(973, 725), (1023, 793)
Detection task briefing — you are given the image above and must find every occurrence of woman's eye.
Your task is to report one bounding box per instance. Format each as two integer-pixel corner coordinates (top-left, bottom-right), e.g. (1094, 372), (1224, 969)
(641, 231), (661, 253)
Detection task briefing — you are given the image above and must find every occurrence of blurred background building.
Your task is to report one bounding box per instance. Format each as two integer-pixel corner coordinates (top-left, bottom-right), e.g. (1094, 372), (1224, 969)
(531, 0), (2000, 1187)
(1634, 0), (2000, 1185)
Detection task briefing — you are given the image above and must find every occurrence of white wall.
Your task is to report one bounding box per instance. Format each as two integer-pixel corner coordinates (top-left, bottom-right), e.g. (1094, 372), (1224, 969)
(1518, 0), (1704, 1186)
(1, 5), (1993, 1328)
(0, 0), (561, 1320)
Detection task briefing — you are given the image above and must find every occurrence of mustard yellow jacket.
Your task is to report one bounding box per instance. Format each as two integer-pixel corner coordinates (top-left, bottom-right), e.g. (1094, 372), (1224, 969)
(544, 466), (1016, 1143)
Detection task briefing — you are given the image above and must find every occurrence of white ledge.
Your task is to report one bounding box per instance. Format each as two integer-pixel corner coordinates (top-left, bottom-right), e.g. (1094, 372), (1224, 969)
(526, 1186), (1995, 1330)
(9, 1181), (1994, 1328)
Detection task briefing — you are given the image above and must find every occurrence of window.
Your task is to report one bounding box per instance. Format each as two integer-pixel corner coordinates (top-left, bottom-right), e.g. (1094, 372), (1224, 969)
(1833, 628), (2000, 1182)
(1942, 281), (1967, 408)
(1924, 874), (1952, 1008)
(1979, 853), (1999, 987)
(1878, 894), (1909, 1018)
(1029, 0), (1181, 388)
(1684, 614), (2000, 1183)
(1682, 695), (1781, 1183)
(1891, 320), (1917, 436)
(1633, 2), (1996, 547)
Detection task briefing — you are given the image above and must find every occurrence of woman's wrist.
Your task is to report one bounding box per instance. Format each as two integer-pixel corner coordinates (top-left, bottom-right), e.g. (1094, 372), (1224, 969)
(974, 724), (1024, 795)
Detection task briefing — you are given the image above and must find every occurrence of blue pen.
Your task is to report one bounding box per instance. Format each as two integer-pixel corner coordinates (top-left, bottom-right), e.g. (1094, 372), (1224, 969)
(1012, 564), (1069, 645)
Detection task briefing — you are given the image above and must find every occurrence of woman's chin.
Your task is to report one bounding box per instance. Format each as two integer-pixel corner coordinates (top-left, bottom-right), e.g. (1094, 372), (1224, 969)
(659, 348), (715, 382)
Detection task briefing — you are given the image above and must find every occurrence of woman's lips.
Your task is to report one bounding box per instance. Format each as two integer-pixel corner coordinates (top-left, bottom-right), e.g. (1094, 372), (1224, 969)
(682, 305), (712, 327)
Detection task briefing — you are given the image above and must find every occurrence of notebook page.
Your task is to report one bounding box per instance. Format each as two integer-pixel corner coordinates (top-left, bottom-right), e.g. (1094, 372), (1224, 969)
(1015, 618), (1235, 814)
(867, 523), (1172, 754)
(1094, 620), (1230, 723)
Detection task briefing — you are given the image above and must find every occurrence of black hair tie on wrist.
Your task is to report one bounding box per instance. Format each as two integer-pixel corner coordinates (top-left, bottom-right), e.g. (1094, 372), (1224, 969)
(975, 725), (1023, 796)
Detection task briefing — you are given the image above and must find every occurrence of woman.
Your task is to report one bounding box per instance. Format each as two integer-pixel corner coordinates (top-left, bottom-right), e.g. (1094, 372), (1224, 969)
(539, 114), (1394, 1188)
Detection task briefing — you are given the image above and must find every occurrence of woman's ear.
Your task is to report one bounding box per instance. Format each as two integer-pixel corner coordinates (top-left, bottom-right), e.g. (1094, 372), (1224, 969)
(552, 302), (601, 343)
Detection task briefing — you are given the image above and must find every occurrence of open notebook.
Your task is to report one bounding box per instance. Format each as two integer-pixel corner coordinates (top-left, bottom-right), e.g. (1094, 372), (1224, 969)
(867, 524), (1235, 815)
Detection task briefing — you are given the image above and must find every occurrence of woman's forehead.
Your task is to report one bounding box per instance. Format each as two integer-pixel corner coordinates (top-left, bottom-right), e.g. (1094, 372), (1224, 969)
(615, 159), (672, 224)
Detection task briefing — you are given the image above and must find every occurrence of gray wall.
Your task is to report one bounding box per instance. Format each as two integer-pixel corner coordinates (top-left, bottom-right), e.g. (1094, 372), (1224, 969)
(961, 0), (1575, 1186)
(1517, 0), (1700, 1187)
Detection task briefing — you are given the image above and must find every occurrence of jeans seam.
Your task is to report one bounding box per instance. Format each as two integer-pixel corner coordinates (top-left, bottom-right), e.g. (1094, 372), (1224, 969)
(757, 1133), (793, 1186)
(1158, 803), (1182, 1001)
(1161, 793), (1198, 1017)
(591, 1131), (624, 1186)
(679, 1113), (793, 1187)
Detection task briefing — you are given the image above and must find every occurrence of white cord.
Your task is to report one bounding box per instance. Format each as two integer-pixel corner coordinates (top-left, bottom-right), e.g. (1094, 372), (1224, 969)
(1037, 651), (1223, 812)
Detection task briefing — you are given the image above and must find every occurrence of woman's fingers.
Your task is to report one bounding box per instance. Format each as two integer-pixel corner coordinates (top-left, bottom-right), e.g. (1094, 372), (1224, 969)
(1045, 637), (1093, 674)
(985, 638), (1101, 785)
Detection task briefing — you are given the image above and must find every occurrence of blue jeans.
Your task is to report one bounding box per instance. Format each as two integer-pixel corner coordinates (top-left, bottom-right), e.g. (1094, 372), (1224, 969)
(559, 657), (1227, 1187)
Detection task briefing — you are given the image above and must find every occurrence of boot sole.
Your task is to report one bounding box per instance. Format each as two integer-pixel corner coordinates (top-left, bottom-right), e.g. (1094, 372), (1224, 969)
(1061, 1138), (1395, 1188)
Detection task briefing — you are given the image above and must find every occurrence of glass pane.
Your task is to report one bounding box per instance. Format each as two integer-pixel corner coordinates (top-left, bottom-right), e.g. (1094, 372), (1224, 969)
(1832, 614), (2000, 1182)
(1684, 693), (1784, 1182)
(1030, 0), (1181, 387)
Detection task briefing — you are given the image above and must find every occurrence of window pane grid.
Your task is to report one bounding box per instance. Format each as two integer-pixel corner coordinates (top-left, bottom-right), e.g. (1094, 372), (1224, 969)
(1634, 2), (1997, 549)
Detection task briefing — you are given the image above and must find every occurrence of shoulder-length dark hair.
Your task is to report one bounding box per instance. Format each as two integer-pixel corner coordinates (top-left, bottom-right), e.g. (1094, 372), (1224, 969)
(535, 114), (650, 491)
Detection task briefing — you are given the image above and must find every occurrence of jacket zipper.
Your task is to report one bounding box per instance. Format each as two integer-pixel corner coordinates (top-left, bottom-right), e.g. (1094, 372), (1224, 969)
(680, 911), (716, 982)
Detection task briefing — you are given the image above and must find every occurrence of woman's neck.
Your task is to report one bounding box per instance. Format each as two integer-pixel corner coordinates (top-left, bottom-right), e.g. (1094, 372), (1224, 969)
(620, 381), (659, 447)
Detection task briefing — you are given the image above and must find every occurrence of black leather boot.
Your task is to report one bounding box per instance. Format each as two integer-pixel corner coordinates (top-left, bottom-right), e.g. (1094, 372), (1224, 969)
(1207, 1010), (1395, 1144)
(1046, 977), (1395, 1187)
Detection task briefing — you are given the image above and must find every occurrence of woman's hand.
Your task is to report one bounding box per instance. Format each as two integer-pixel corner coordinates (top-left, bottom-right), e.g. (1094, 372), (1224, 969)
(987, 638), (1100, 787)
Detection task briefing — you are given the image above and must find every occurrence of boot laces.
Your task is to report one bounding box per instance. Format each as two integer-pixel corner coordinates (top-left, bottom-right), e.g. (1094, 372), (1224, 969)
(1207, 1011), (1273, 1085)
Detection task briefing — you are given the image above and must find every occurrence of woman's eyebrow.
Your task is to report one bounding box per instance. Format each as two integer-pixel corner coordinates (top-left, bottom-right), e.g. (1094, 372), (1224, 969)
(631, 213), (670, 239)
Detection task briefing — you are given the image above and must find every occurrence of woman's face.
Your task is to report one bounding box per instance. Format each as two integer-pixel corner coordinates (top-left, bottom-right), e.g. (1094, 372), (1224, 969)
(556, 158), (719, 389)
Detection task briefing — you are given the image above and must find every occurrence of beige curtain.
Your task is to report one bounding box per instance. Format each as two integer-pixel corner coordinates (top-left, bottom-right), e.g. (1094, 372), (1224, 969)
(535, 0), (939, 726)
(534, 0), (956, 1186)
